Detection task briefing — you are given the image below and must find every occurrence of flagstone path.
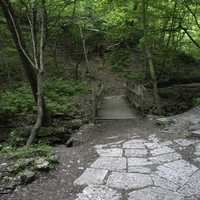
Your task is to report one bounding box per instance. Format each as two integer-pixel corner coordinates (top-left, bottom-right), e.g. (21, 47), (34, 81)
(74, 134), (200, 200)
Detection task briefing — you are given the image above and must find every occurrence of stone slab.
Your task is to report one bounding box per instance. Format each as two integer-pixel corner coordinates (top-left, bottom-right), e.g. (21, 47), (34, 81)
(91, 157), (126, 171)
(123, 139), (146, 149)
(128, 187), (184, 200)
(150, 146), (175, 156)
(151, 174), (179, 192)
(174, 139), (198, 147)
(149, 152), (182, 164)
(156, 160), (198, 185)
(124, 148), (148, 157)
(75, 185), (121, 200)
(178, 170), (200, 197)
(74, 168), (108, 185)
(96, 148), (123, 157)
(128, 166), (151, 174)
(107, 172), (152, 190)
(128, 158), (153, 166)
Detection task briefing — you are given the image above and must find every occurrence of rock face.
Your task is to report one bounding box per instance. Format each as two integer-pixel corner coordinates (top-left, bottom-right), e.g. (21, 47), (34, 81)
(74, 135), (200, 200)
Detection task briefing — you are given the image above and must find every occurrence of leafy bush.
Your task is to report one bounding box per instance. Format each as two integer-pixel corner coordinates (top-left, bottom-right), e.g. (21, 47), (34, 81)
(0, 79), (90, 116)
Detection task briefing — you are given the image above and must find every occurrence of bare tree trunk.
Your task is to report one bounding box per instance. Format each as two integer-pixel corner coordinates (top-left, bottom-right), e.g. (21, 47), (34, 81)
(26, 72), (43, 145)
(26, 0), (45, 145)
(0, 0), (48, 123)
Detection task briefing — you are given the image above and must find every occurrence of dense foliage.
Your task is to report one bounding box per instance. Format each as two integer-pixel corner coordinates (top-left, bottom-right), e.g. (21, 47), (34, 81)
(0, 80), (90, 116)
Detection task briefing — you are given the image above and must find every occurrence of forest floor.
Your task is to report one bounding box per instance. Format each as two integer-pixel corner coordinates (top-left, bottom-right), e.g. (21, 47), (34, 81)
(2, 65), (200, 200)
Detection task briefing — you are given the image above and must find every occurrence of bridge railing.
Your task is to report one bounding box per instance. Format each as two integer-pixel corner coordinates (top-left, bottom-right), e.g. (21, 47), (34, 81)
(126, 82), (145, 115)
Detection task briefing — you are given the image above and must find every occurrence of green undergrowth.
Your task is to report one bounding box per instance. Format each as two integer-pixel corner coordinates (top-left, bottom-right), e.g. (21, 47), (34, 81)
(0, 144), (53, 159)
(0, 144), (58, 171)
(0, 79), (90, 116)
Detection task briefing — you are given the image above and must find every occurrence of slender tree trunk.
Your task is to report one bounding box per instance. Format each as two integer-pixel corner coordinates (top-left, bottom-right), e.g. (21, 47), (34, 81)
(79, 25), (89, 74)
(27, 0), (46, 145)
(26, 72), (44, 145)
(0, 0), (48, 124)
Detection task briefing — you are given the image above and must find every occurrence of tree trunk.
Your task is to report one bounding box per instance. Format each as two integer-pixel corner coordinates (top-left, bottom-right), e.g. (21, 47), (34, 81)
(141, 0), (160, 112)
(0, 0), (48, 124)
(0, 0), (38, 100)
(26, 72), (44, 145)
